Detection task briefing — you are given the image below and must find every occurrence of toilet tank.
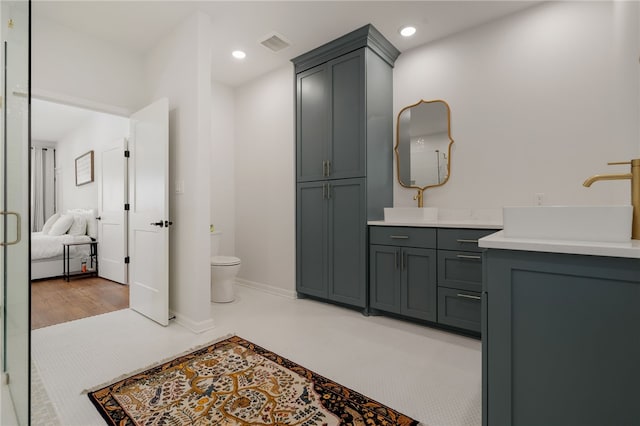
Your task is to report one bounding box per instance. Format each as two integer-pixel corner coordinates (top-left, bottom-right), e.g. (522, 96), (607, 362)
(210, 231), (222, 256)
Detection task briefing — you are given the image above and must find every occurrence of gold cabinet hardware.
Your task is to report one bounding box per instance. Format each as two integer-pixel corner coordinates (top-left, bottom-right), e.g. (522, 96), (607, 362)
(0, 211), (21, 246)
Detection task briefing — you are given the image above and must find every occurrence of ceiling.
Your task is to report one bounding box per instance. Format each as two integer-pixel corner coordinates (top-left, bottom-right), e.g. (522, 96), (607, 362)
(32, 1), (538, 141)
(32, 1), (538, 88)
(31, 98), (100, 142)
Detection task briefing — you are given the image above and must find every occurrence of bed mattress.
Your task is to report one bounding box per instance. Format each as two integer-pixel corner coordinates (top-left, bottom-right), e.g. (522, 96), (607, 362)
(31, 232), (92, 260)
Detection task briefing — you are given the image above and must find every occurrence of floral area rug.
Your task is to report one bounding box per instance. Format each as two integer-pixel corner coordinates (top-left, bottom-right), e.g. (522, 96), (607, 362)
(88, 335), (418, 425)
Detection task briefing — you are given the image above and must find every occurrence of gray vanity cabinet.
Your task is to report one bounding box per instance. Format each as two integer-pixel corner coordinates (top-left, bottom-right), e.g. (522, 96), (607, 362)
(369, 226), (497, 333)
(483, 249), (640, 426)
(293, 24), (399, 309)
(369, 227), (438, 321)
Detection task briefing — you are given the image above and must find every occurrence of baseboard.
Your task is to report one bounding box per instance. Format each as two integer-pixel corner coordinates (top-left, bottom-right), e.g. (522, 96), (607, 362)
(169, 310), (216, 334)
(235, 278), (296, 299)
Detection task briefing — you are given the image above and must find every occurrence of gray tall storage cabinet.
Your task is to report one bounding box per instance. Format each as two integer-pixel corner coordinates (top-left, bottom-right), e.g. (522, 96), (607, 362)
(293, 25), (399, 309)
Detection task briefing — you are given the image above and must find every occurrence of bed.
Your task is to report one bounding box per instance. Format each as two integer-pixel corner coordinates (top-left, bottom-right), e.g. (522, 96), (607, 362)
(31, 208), (98, 280)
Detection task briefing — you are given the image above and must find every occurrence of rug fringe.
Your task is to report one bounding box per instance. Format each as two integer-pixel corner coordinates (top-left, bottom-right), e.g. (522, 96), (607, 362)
(81, 332), (236, 394)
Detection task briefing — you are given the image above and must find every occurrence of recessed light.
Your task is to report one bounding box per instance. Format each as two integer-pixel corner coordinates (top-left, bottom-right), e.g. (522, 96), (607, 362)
(399, 26), (417, 37)
(232, 50), (246, 59)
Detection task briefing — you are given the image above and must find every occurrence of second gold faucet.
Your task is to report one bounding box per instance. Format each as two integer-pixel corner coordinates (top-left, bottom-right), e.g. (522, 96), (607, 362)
(583, 159), (640, 240)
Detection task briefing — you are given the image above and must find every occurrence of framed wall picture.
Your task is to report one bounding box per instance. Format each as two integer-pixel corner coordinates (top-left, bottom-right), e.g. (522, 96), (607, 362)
(75, 150), (94, 186)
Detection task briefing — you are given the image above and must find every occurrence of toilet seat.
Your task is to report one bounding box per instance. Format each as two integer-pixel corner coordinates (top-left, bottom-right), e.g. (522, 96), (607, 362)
(211, 256), (241, 266)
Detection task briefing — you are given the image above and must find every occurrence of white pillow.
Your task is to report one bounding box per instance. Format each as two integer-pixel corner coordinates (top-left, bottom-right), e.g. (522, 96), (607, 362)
(48, 214), (74, 236)
(68, 208), (97, 239)
(68, 214), (87, 236)
(41, 213), (60, 234)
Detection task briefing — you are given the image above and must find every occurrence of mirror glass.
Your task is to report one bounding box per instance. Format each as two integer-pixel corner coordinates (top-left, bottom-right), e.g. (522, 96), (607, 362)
(395, 100), (453, 190)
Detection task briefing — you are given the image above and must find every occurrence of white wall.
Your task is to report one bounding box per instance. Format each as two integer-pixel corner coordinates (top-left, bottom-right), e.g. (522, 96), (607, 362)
(234, 66), (296, 296)
(211, 82), (236, 256)
(145, 12), (214, 332)
(55, 113), (129, 213)
(31, 14), (146, 114)
(393, 1), (639, 208)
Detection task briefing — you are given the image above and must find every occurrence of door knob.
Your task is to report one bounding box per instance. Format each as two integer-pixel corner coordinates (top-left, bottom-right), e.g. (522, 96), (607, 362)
(150, 221), (164, 227)
(164, 220), (173, 227)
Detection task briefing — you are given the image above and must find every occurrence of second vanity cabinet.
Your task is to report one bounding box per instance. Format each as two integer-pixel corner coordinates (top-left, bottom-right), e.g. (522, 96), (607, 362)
(483, 248), (640, 426)
(369, 225), (498, 333)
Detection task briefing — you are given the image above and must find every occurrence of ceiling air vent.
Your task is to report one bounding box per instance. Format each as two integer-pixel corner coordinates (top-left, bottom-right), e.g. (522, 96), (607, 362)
(259, 32), (291, 53)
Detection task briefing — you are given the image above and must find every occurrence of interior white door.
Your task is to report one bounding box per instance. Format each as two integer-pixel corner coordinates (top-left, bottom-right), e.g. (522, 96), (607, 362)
(129, 98), (169, 326)
(97, 137), (127, 284)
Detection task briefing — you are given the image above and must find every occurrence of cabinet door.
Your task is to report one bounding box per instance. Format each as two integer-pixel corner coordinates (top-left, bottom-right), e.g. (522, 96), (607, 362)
(401, 247), (437, 322)
(296, 65), (328, 182)
(369, 244), (400, 313)
(328, 50), (365, 179)
(328, 178), (366, 307)
(296, 182), (327, 298)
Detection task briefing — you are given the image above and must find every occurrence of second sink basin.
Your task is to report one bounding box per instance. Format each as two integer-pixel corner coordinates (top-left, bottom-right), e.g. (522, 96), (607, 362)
(503, 205), (632, 243)
(384, 207), (438, 223)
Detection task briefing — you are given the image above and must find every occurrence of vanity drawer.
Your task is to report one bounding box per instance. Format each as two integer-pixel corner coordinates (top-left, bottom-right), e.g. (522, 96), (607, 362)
(438, 250), (483, 293)
(369, 226), (436, 249)
(437, 287), (481, 333)
(437, 228), (498, 252)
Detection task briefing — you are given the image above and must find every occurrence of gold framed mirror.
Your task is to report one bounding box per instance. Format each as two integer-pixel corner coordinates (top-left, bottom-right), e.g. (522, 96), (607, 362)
(394, 99), (454, 207)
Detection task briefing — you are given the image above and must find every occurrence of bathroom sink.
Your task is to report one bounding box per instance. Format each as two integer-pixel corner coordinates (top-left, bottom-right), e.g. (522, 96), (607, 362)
(502, 205), (632, 243)
(384, 207), (438, 223)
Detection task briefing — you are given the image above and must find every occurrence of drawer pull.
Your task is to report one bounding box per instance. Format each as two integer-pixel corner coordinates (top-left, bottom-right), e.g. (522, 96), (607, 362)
(390, 235), (409, 239)
(456, 254), (481, 260)
(456, 239), (479, 244)
(457, 293), (481, 300)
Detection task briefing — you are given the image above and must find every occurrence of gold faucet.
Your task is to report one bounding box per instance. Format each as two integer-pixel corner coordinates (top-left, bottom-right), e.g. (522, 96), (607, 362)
(583, 158), (640, 239)
(413, 188), (425, 208)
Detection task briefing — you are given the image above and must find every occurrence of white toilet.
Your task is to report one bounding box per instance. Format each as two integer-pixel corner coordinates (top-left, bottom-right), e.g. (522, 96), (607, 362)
(210, 231), (241, 303)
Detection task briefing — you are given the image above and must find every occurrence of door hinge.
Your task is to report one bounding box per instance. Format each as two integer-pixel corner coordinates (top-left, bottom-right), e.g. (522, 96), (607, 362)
(124, 256), (130, 264)
(124, 203), (130, 211)
(124, 150), (130, 158)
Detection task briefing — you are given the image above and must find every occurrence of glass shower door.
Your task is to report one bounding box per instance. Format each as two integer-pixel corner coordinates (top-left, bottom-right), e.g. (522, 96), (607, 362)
(1, 1), (30, 424)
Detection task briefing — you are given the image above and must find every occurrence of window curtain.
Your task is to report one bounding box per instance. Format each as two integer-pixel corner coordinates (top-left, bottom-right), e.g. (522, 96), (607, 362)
(30, 147), (56, 231)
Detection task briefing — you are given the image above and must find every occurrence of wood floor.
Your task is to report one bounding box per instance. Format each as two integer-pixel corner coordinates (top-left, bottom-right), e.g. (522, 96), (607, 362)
(31, 277), (129, 330)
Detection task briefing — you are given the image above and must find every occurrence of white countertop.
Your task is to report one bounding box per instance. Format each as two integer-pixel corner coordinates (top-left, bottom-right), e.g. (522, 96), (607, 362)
(368, 220), (502, 229)
(369, 208), (503, 229)
(479, 230), (640, 259)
